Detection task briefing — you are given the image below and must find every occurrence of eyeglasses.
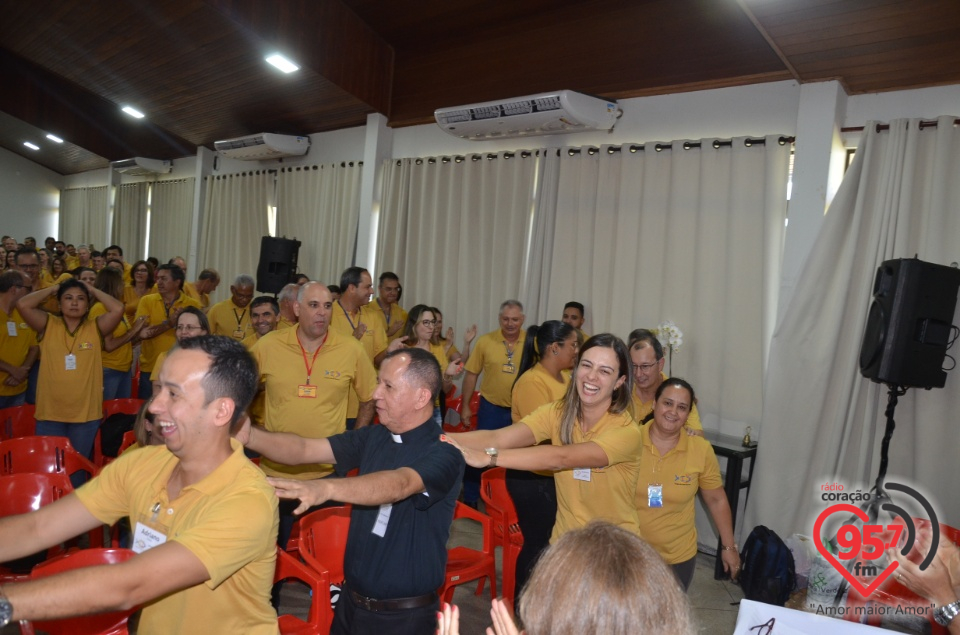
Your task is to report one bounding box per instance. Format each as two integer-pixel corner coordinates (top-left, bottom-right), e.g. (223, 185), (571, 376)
(175, 325), (204, 333)
(632, 362), (658, 373)
(420, 319), (437, 326)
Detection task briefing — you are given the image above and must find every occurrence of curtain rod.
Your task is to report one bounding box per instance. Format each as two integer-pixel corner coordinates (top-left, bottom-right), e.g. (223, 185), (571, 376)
(841, 118), (959, 133)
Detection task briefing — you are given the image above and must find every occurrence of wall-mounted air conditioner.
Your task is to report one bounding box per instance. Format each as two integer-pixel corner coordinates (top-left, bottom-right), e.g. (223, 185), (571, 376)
(214, 133), (310, 160)
(111, 157), (172, 176)
(435, 90), (620, 140)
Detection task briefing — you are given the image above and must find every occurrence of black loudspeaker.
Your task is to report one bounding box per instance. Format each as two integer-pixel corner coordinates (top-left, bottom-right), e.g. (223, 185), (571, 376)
(859, 258), (960, 388)
(256, 236), (301, 294)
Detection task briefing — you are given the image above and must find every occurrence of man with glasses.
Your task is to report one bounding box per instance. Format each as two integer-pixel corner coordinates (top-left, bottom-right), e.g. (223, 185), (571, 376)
(627, 329), (701, 429)
(207, 274), (256, 341)
(135, 264), (202, 399)
(14, 248), (45, 292)
(0, 271), (38, 409)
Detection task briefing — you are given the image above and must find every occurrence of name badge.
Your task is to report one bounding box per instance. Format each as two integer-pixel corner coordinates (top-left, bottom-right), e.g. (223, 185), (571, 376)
(298, 384), (317, 398)
(573, 468), (591, 482)
(648, 484), (663, 508)
(6, 321), (16, 337)
(233, 328), (245, 339)
(501, 364), (515, 374)
(132, 521), (168, 553)
(65, 354), (77, 370)
(372, 503), (392, 537)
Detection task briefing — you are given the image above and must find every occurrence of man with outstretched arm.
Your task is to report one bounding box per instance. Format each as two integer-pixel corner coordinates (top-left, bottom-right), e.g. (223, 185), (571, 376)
(239, 347), (465, 635)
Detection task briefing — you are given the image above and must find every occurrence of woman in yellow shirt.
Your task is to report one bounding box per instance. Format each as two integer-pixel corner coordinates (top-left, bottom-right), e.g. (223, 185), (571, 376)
(401, 304), (462, 426)
(123, 260), (154, 321)
(507, 320), (579, 604)
(17, 278), (124, 469)
(92, 267), (147, 400)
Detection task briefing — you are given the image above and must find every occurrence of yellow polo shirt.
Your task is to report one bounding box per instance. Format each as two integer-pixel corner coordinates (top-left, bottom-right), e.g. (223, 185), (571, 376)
(35, 316), (103, 423)
(635, 425), (722, 563)
(250, 326), (377, 479)
(368, 299), (408, 342)
(242, 333), (266, 424)
(464, 329), (527, 407)
(75, 440), (279, 634)
(136, 292), (202, 373)
(511, 363), (569, 422)
(207, 299), (253, 341)
(277, 316), (296, 330)
(631, 371), (703, 430)
(329, 302), (387, 417)
(182, 282), (210, 310)
(122, 286), (142, 322)
(521, 404), (643, 541)
(89, 302), (133, 372)
(0, 306), (35, 397)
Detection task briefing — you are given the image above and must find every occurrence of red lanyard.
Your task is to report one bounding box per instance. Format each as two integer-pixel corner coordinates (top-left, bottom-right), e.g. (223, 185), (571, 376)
(298, 332), (328, 385)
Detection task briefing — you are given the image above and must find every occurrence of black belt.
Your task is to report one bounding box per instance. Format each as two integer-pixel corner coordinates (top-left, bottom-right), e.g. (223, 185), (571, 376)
(348, 589), (438, 612)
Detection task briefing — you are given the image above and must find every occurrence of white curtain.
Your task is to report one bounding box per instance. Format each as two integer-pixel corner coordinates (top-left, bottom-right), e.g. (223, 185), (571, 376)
(276, 163), (362, 284)
(527, 139), (790, 435)
(59, 186), (109, 249)
(377, 152), (539, 337)
(149, 178), (195, 263)
(111, 182), (149, 262)
(200, 171), (270, 296)
(749, 116), (960, 535)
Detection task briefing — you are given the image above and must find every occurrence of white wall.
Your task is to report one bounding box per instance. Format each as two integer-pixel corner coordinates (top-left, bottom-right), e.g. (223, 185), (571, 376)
(0, 147), (62, 242)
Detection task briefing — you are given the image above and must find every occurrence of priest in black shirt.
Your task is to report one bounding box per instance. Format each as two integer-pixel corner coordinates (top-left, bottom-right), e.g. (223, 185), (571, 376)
(240, 347), (465, 635)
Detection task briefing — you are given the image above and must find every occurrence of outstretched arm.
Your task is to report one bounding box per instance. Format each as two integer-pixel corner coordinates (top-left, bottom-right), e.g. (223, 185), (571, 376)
(268, 467), (426, 515)
(237, 416), (336, 467)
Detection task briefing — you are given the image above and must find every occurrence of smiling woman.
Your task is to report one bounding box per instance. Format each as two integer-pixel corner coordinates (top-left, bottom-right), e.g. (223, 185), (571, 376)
(444, 333), (644, 541)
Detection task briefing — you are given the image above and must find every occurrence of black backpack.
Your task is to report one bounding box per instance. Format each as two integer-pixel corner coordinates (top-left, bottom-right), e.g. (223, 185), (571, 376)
(738, 525), (796, 606)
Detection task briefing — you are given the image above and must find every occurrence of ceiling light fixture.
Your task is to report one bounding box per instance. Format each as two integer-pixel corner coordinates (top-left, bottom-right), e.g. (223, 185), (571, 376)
(265, 53), (299, 73)
(121, 105), (145, 119)
(23, 142), (40, 150)
(46, 134), (64, 143)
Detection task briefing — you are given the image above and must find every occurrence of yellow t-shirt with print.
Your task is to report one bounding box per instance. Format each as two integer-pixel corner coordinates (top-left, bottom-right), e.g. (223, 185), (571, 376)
(36, 316), (103, 423)
(464, 329), (526, 407)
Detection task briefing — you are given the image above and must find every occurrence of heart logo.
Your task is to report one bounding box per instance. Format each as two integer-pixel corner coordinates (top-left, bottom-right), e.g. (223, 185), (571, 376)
(813, 503), (898, 597)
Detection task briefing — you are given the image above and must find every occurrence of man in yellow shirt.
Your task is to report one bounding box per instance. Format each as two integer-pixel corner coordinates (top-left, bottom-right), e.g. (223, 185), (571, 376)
(329, 267), (387, 429)
(250, 282), (377, 549)
(276, 283), (298, 329)
(562, 301), (589, 342)
(207, 274), (255, 340)
(627, 329), (702, 430)
(183, 268), (221, 311)
(242, 296), (280, 349)
(135, 264), (202, 399)
(104, 245), (133, 283)
(0, 271), (38, 409)
(0, 336), (279, 634)
(368, 271), (408, 342)
(460, 299), (526, 505)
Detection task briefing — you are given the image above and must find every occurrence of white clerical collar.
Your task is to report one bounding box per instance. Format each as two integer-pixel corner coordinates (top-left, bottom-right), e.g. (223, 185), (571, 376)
(390, 433), (403, 444)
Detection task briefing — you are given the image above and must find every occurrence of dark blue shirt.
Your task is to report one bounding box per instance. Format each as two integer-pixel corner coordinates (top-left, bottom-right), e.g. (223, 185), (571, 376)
(330, 419), (465, 598)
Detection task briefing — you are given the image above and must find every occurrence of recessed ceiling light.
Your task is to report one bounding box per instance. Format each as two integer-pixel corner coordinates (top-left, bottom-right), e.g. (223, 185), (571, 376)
(265, 53), (299, 73)
(46, 134), (64, 143)
(121, 105), (145, 119)
(23, 142), (40, 150)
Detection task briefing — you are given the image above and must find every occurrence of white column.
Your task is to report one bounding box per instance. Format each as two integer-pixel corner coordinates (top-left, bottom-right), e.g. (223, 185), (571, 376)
(355, 113), (393, 272)
(188, 146), (216, 280)
(777, 81), (849, 316)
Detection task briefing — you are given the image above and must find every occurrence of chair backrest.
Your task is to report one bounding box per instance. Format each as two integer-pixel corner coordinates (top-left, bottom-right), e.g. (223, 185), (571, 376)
(0, 473), (71, 517)
(0, 404), (36, 441)
(480, 467), (519, 530)
(298, 505), (351, 583)
(452, 500), (495, 554)
(0, 435), (99, 479)
(102, 398), (145, 419)
(28, 548), (137, 635)
(117, 430), (137, 455)
(274, 547), (331, 635)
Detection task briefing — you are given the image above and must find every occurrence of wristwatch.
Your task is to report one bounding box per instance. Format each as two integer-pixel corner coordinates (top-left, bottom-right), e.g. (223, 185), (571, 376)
(484, 447), (498, 468)
(934, 600), (960, 626)
(0, 585), (12, 628)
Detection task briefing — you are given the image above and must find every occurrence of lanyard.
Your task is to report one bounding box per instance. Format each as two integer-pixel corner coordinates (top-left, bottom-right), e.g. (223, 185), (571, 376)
(338, 301), (361, 331)
(232, 308), (247, 327)
(502, 340), (516, 363)
(299, 332), (328, 385)
(62, 317), (84, 355)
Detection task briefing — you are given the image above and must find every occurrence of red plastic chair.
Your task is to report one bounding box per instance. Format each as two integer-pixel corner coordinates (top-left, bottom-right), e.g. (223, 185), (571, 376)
(0, 404), (36, 441)
(21, 548), (137, 635)
(95, 399), (145, 466)
(116, 430), (137, 456)
(440, 501), (498, 604)
(0, 473), (71, 583)
(298, 505), (351, 589)
(443, 391), (480, 433)
(0, 436), (100, 480)
(480, 467), (524, 606)
(274, 547), (331, 635)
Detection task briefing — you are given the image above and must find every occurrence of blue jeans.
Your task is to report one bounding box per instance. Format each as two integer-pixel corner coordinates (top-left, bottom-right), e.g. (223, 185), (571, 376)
(0, 392), (27, 410)
(137, 371), (153, 400)
(103, 368), (132, 401)
(462, 396), (513, 504)
(34, 419), (101, 488)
